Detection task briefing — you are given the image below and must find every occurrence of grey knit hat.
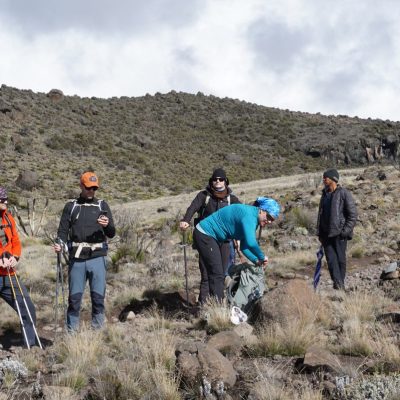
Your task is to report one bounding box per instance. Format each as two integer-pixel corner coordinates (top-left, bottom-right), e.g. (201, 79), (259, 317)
(323, 169), (339, 183)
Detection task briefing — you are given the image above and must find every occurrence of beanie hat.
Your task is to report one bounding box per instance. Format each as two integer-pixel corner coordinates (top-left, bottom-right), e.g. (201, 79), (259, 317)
(254, 197), (280, 219)
(80, 172), (99, 188)
(0, 187), (7, 199)
(323, 168), (339, 183)
(209, 168), (229, 186)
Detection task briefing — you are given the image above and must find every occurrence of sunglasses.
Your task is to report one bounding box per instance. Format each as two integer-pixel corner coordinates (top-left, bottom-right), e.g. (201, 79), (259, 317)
(0, 199), (7, 204)
(84, 186), (98, 191)
(212, 177), (225, 182)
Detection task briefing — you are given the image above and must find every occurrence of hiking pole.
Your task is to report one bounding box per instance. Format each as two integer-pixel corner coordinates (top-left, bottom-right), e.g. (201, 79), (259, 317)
(182, 230), (190, 308)
(5, 265), (30, 349)
(54, 239), (67, 334)
(13, 272), (43, 349)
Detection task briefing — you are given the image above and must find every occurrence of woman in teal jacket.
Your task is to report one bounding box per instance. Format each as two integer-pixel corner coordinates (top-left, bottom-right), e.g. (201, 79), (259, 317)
(193, 197), (280, 302)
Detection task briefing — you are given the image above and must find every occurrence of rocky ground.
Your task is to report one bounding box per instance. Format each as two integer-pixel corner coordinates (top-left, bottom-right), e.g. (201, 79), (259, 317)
(0, 165), (399, 399)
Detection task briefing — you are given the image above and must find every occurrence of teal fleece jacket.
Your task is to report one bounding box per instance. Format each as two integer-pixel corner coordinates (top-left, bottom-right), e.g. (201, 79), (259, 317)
(198, 204), (264, 263)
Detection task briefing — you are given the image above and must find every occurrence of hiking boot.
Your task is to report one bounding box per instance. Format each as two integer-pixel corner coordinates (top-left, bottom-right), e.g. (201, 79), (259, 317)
(224, 276), (232, 288)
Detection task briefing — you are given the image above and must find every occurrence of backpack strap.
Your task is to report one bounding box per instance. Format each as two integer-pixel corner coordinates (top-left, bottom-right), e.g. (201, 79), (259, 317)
(69, 199), (103, 222)
(227, 194), (230, 205)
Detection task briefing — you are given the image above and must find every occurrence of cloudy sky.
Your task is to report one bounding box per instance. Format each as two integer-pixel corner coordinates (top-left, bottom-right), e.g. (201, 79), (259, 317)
(1, 0), (399, 121)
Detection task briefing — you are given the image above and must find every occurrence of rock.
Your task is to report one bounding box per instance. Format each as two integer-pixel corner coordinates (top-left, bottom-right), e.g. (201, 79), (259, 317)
(258, 279), (322, 324)
(47, 89), (64, 102)
(232, 322), (253, 338)
(126, 311), (136, 320)
(176, 342), (237, 388)
(298, 345), (341, 374)
(207, 331), (243, 356)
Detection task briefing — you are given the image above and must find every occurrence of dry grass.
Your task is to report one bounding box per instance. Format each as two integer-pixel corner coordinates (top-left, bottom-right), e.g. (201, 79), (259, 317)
(201, 298), (232, 333)
(335, 289), (392, 323)
(250, 316), (325, 357)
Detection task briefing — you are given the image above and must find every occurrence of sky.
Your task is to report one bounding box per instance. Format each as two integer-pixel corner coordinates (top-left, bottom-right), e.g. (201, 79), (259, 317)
(1, 0), (400, 121)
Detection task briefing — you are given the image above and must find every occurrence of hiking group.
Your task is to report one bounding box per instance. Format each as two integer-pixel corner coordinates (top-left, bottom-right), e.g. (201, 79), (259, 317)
(0, 166), (356, 347)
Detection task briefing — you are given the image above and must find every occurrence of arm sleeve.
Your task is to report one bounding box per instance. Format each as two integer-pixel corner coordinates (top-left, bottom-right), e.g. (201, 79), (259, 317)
(239, 221), (264, 263)
(341, 190), (357, 236)
(102, 201), (116, 238)
(57, 203), (73, 243)
(9, 215), (21, 258)
(181, 191), (206, 223)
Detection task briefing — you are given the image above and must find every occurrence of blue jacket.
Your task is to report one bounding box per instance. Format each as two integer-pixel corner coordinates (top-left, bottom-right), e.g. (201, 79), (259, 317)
(198, 204), (264, 263)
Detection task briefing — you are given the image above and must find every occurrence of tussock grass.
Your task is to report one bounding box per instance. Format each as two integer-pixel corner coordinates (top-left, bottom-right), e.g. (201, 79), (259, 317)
(250, 317), (325, 357)
(251, 361), (323, 400)
(201, 298), (232, 333)
(336, 290), (391, 323)
(271, 250), (316, 272)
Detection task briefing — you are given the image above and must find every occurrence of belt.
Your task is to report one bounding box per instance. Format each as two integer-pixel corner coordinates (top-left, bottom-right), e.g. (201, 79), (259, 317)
(71, 242), (104, 258)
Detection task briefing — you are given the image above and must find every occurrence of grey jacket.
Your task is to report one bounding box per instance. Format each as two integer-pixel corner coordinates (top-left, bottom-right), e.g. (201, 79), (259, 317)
(317, 185), (357, 239)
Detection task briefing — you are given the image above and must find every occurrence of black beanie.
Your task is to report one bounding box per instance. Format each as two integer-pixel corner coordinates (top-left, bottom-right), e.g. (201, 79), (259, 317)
(323, 168), (339, 183)
(209, 168), (229, 185)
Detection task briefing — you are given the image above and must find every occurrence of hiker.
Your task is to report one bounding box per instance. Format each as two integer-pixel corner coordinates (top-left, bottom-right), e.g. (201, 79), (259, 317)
(193, 197), (280, 302)
(180, 168), (240, 304)
(54, 172), (115, 331)
(0, 187), (39, 347)
(317, 169), (357, 290)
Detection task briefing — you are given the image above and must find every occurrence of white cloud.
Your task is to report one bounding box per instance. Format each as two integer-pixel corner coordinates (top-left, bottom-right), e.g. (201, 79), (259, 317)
(1, 0), (400, 121)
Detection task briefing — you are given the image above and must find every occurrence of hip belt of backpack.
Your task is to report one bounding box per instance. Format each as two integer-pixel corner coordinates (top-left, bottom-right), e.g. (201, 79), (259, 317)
(71, 242), (104, 258)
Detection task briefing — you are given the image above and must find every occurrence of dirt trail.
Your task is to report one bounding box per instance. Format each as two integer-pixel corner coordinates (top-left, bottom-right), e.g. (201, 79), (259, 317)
(118, 167), (366, 225)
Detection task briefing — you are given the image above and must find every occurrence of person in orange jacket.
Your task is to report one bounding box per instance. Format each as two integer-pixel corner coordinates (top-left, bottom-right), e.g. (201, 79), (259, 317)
(0, 187), (38, 348)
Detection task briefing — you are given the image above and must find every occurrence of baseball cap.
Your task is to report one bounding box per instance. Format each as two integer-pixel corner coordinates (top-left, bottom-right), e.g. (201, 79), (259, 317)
(80, 172), (99, 188)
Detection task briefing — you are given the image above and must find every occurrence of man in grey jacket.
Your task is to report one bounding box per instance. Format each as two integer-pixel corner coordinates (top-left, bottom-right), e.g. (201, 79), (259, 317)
(317, 169), (357, 290)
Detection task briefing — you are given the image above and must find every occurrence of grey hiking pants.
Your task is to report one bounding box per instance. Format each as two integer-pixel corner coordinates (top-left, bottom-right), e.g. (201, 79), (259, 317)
(67, 256), (107, 331)
(322, 236), (347, 289)
(193, 229), (224, 302)
(0, 275), (37, 347)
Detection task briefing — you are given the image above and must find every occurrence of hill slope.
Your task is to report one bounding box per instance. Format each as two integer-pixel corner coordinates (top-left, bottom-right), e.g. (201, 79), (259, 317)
(0, 84), (399, 204)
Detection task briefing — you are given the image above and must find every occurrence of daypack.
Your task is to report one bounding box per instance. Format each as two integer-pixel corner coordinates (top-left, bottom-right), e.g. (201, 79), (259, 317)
(69, 199), (104, 222)
(226, 263), (265, 314)
(194, 193), (231, 226)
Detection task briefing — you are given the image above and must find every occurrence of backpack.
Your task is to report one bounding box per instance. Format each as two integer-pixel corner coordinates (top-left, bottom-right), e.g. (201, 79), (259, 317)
(194, 193), (231, 226)
(69, 199), (104, 222)
(226, 263), (265, 314)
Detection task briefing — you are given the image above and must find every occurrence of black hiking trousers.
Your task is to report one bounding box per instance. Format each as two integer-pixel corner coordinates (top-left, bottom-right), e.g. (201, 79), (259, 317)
(193, 229), (225, 303)
(0, 275), (37, 347)
(321, 236), (347, 289)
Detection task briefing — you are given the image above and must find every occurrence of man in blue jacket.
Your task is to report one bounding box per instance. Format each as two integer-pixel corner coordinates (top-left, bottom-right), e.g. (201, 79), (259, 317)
(317, 168), (357, 290)
(193, 197), (280, 302)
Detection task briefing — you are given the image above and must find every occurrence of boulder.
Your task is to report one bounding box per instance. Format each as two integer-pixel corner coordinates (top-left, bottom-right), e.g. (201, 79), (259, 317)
(207, 331), (243, 356)
(47, 89), (64, 102)
(258, 279), (320, 324)
(176, 341), (237, 389)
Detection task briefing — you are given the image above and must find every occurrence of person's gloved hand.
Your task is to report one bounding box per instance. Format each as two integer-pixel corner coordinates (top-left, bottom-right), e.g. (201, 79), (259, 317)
(3, 256), (17, 269)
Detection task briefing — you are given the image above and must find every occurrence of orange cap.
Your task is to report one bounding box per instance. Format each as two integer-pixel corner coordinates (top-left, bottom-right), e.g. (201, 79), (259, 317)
(80, 172), (99, 188)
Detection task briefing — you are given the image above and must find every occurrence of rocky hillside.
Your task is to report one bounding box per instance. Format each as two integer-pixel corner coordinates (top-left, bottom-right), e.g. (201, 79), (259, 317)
(1, 84), (399, 205)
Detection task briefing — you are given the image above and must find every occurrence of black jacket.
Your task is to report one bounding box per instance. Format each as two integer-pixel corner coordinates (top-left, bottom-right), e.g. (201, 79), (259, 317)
(317, 185), (357, 239)
(57, 196), (115, 258)
(182, 186), (240, 224)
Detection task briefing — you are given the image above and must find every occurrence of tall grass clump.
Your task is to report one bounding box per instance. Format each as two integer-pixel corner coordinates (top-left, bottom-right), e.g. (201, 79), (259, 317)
(201, 298), (232, 333)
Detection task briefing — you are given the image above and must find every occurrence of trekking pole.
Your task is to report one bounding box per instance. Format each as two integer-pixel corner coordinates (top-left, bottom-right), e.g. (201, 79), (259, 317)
(182, 230), (190, 308)
(13, 272), (43, 349)
(54, 239), (67, 334)
(6, 265), (30, 349)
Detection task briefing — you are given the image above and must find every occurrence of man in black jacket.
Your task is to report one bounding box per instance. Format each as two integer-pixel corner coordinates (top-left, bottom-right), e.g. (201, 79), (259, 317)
(54, 172), (115, 331)
(317, 169), (357, 290)
(180, 168), (240, 304)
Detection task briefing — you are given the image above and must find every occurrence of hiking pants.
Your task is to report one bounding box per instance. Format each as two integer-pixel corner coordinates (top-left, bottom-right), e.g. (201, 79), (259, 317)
(67, 256), (107, 331)
(0, 275), (37, 347)
(194, 229), (225, 303)
(322, 236), (347, 289)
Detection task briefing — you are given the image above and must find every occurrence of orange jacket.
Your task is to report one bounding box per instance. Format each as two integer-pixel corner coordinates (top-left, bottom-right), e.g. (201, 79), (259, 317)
(0, 211), (21, 276)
